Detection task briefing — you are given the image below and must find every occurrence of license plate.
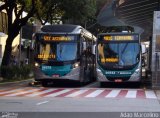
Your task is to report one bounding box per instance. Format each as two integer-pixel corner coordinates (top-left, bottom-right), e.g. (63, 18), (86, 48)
(115, 79), (122, 82)
(52, 74), (59, 77)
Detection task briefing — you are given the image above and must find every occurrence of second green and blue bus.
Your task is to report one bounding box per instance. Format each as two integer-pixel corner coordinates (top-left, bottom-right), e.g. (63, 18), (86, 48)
(97, 33), (142, 84)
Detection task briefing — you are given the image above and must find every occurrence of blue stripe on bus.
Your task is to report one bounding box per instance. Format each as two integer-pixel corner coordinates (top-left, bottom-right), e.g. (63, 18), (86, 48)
(99, 64), (138, 78)
(41, 65), (72, 77)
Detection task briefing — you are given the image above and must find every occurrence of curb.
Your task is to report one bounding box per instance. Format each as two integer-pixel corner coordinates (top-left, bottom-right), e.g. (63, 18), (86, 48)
(0, 78), (34, 85)
(154, 89), (160, 101)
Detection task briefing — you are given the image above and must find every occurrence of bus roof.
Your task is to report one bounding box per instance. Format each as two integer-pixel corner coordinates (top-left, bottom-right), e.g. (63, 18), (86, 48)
(41, 24), (82, 33)
(37, 24), (96, 41)
(98, 32), (139, 36)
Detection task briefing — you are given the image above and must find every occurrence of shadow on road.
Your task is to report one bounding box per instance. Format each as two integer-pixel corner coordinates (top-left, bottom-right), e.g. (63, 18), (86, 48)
(100, 76), (152, 89)
(30, 80), (92, 88)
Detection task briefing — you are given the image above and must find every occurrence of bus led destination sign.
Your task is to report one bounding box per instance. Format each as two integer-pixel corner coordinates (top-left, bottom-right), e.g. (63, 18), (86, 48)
(38, 54), (56, 59)
(43, 36), (74, 41)
(103, 35), (134, 41)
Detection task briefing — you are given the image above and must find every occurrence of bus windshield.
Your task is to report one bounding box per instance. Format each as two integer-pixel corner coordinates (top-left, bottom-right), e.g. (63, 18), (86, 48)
(36, 42), (77, 62)
(98, 42), (140, 69)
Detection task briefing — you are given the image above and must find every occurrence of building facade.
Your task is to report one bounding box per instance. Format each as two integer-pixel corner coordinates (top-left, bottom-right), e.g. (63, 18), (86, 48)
(0, 9), (20, 65)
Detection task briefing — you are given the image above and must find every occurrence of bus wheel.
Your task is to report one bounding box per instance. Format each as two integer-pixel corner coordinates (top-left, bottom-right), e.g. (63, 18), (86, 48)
(41, 81), (49, 87)
(85, 69), (90, 81)
(100, 82), (105, 87)
(92, 66), (97, 82)
(80, 67), (89, 83)
(100, 82), (110, 87)
(135, 82), (141, 88)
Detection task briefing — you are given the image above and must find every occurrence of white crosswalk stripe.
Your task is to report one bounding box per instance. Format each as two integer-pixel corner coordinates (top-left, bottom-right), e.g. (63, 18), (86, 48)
(145, 91), (157, 99)
(5, 89), (40, 96)
(105, 90), (121, 98)
(26, 89), (56, 97)
(0, 88), (25, 95)
(85, 90), (104, 97)
(125, 90), (137, 98)
(65, 89), (88, 97)
(0, 87), (158, 99)
(45, 89), (71, 97)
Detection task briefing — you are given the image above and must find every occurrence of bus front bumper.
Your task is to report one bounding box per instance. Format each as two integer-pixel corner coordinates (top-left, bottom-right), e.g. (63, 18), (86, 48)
(97, 69), (141, 82)
(34, 67), (80, 81)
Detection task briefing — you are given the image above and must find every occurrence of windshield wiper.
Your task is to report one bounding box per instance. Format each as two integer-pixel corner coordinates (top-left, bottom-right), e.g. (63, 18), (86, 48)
(121, 43), (128, 54)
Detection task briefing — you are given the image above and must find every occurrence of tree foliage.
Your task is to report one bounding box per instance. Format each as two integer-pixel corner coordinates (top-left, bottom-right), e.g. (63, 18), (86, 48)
(0, 0), (97, 78)
(33, 0), (97, 26)
(0, 0), (37, 78)
(34, 0), (63, 25)
(60, 0), (96, 25)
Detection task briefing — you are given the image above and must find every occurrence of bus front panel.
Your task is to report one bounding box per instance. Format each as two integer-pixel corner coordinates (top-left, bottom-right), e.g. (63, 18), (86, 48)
(97, 34), (141, 82)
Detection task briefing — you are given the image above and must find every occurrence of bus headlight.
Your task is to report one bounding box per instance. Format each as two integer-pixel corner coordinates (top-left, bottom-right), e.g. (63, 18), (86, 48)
(73, 63), (80, 68)
(130, 68), (141, 81)
(135, 69), (140, 72)
(35, 62), (39, 67)
(97, 68), (102, 72)
(135, 68), (140, 74)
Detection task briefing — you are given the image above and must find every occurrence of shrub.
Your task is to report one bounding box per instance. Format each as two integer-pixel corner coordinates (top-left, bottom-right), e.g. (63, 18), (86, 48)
(0, 64), (33, 80)
(19, 65), (33, 79)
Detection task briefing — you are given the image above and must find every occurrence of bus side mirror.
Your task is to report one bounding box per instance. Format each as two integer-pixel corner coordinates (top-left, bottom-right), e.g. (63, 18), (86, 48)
(141, 44), (146, 54)
(142, 56), (146, 67)
(83, 42), (86, 51)
(31, 33), (36, 50)
(92, 45), (96, 55)
(31, 40), (35, 50)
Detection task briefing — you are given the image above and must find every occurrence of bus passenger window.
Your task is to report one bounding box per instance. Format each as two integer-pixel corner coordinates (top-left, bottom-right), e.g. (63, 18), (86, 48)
(98, 43), (105, 59)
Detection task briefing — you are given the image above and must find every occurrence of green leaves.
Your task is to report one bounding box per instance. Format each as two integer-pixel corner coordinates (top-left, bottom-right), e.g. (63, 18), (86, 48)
(60, 0), (96, 23)
(31, 0), (97, 25)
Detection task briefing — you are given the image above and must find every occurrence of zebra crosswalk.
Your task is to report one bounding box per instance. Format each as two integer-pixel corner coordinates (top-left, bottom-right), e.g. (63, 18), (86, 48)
(0, 87), (157, 99)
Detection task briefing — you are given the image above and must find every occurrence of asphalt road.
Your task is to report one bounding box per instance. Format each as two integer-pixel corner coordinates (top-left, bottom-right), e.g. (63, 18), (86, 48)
(0, 96), (160, 112)
(2, 112), (153, 118)
(0, 79), (160, 118)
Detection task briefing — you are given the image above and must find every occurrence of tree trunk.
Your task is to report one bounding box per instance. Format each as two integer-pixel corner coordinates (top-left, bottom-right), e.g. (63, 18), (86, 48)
(1, 35), (16, 78)
(1, 37), (13, 66)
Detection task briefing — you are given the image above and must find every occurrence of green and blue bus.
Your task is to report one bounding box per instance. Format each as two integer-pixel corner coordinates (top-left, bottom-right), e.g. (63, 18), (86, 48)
(32, 24), (97, 86)
(97, 33), (142, 83)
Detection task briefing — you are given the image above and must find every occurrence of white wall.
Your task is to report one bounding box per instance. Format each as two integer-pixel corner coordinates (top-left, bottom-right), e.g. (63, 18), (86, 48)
(0, 34), (20, 65)
(0, 7), (20, 65)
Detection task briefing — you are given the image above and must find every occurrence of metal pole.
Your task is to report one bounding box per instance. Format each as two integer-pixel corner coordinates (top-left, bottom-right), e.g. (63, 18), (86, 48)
(85, 21), (87, 29)
(158, 0), (160, 11)
(19, 15), (22, 67)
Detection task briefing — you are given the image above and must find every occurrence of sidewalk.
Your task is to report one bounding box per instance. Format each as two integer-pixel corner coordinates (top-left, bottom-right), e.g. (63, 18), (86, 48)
(155, 89), (160, 101)
(0, 78), (34, 87)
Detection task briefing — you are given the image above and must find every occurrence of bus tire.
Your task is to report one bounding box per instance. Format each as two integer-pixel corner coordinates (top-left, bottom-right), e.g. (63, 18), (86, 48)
(80, 67), (90, 83)
(41, 81), (49, 87)
(100, 82), (105, 87)
(80, 66), (85, 82)
(92, 55), (97, 81)
(135, 82), (141, 88)
(92, 60), (97, 81)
